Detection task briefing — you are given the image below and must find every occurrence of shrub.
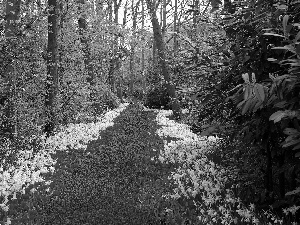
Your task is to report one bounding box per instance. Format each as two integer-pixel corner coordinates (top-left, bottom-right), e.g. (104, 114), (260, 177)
(145, 84), (171, 110)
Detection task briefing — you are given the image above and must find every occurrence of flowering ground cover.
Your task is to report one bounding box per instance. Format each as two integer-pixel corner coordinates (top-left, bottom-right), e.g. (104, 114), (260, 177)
(1, 102), (177, 224)
(0, 102), (286, 225)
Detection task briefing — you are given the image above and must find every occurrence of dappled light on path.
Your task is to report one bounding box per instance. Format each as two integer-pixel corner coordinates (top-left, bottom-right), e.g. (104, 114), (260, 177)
(0, 103), (279, 225)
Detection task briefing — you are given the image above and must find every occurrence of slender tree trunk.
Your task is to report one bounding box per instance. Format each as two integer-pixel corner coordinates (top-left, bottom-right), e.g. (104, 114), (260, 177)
(129, 0), (139, 96)
(146, 0), (182, 120)
(122, 0), (128, 26)
(192, 0), (199, 41)
(107, 0), (113, 91)
(108, 0), (113, 22)
(141, 0), (146, 93)
(96, 0), (104, 17)
(115, 0), (128, 102)
(152, 37), (157, 72)
(107, 0), (121, 94)
(77, 0), (94, 85)
(173, 0), (178, 53)
(161, 0), (166, 38)
(114, 0), (122, 24)
(2, 0), (21, 139)
(59, 1), (65, 81)
(44, 0), (59, 136)
(173, 0), (178, 81)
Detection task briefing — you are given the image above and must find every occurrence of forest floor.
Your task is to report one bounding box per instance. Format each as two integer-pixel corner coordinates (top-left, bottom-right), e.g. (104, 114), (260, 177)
(9, 102), (196, 225)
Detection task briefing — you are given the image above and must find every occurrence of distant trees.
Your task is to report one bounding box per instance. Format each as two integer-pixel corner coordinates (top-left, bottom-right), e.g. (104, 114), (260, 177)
(1, 0), (200, 139)
(146, 0), (182, 120)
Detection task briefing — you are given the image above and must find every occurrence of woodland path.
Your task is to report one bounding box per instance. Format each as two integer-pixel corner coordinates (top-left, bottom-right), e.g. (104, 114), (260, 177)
(30, 103), (182, 225)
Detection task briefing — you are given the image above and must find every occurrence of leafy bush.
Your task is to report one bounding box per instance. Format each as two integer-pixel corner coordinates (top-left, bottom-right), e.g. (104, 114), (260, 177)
(132, 89), (145, 102)
(189, 0), (300, 223)
(144, 84), (171, 110)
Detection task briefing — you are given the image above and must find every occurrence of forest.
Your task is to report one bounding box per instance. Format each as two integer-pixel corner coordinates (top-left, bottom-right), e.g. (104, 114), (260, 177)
(0, 0), (300, 224)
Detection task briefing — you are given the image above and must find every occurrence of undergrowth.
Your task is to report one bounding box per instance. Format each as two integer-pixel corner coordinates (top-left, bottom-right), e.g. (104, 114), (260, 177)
(1, 102), (298, 224)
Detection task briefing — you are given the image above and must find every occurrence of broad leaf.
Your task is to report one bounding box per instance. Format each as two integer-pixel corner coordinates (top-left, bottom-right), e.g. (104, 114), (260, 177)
(253, 83), (265, 102)
(242, 73), (250, 83)
(267, 58), (278, 62)
(285, 187), (300, 196)
(272, 45), (296, 54)
(283, 15), (289, 37)
(263, 33), (285, 38)
(282, 139), (300, 148)
(283, 128), (299, 135)
(269, 111), (285, 123)
(243, 85), (252, 100)
(293, 143), (300, 151)
(242, 99), (252, 115)
(277, 4), (288, 10)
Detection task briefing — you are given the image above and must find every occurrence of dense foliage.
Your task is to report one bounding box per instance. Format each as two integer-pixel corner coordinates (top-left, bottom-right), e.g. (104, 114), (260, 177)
(175, 0), (300, 223)
(1, 0), (300, 224)
(144, 84), (172, 110)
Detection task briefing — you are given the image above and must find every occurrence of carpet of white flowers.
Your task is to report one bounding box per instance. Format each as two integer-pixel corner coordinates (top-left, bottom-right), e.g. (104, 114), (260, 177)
(0, 102), (287, 224)
(0, 103), (129, 224)
(151, 108), (265, 225)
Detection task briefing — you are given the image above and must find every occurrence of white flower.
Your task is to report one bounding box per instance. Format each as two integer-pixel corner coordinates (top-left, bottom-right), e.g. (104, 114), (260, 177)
(0, 203), (9, 212)
(5, 217), (11, 225)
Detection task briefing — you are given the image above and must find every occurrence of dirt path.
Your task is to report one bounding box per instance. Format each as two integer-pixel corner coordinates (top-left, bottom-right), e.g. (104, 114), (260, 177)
(29, 103), (180, 225)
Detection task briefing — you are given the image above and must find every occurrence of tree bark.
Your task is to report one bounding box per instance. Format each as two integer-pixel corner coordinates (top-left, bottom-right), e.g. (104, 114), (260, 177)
(152, 36), (158, 73)
(141, 0), (146, 93)
(44, 0), (59, 136)
(107, 0), (122, 94)
(193, 0), (199, 27)
(146, 0), (182, 120)
(173, 0), (178, 54)
(77, 0), (94, 85)
(2, 0), (21, 139)
(129, 0), (140, 96)
(161, 0), (166, 39)
(115, 0), (128, 101)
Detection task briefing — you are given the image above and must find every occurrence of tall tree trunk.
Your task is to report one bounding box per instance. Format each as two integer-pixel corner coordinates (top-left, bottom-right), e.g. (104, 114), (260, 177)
(108, 0), (113, 22)
(129, 0), (139, 96)
(115, 0), (128, 102)
(141, 0), (146, 93)
(107, 0), (121, 94)
(173, 0), (178, 54)
(59, 1), (65, 81)
(152, 37), (158, 73)
(161, 0), (166, 39)
(44, 0), (59, 136)
(3, 0), (21, 139)
(146, 0), (182, 120)
(107, 0), (113, 91)
(114, 0), (122, 24)
(122, 0), (128, 26)
(192, 0), (199, 41)
(77, 0), (94, 85)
